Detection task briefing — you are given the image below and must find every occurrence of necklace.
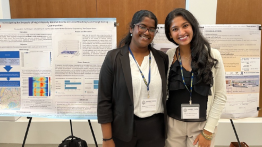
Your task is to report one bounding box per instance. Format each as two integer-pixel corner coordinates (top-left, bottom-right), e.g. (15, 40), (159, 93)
(179, 49), (191, 60)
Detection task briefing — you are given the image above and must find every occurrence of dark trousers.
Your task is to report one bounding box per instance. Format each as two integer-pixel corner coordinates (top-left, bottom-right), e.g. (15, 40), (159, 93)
(113, 113), (165, 147)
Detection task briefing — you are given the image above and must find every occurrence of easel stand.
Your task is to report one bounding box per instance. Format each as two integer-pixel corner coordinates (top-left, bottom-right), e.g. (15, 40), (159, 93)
(70, 119), (74, 139)
(22, 117), (32, 147)
(230, 107), (261, 147)
(21, 118), (98, 147)
(230, 119), (241, 147)
(88, 119), (98, 147)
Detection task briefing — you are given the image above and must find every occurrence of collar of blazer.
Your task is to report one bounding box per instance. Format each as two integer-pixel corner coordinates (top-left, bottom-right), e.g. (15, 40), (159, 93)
(119, 45), (166, 104)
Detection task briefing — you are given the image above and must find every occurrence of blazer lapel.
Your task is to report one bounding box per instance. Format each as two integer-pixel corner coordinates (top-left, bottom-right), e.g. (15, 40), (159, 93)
(120, 46), (133, 102)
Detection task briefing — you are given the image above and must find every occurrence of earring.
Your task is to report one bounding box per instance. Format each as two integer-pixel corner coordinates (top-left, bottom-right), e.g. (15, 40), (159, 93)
(130, 33), (132, 36)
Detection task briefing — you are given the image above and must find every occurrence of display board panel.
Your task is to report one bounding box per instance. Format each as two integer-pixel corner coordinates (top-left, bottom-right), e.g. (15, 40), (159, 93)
(153, 24), (261, 119)
(0, 18), (116, 119)
(217, 0), (262, 117)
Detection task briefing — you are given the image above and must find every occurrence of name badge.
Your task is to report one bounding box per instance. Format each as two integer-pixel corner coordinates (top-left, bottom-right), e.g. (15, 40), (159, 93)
(181, 104), (200, 119)
(141, 99), (157, 112)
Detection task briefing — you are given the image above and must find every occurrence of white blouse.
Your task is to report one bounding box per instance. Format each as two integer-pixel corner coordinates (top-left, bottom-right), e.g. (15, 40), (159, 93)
(129, 51), (163, 118)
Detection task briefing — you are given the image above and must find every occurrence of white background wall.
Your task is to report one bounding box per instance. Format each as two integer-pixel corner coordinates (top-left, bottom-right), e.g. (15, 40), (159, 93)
(186, 0), (217, 24)
(1, 117), (262, 146)
(0, 0), (10, 19)
(0, 0), (262, 146)
(0, 0), (3, 19)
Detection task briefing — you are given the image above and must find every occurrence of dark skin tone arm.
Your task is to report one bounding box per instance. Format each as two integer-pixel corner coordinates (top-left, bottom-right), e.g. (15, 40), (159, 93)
(101, 123), (115, 147)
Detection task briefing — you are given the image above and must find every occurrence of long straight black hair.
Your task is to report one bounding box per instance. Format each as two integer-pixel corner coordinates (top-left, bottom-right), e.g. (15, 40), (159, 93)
(165, 8), (218, 85)
(118, 10), (158, 48)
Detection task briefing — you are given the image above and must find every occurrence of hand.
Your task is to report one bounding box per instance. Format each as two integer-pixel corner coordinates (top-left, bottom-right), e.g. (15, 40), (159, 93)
(102, 139), (115, 147)
(193, 130), (212, 147)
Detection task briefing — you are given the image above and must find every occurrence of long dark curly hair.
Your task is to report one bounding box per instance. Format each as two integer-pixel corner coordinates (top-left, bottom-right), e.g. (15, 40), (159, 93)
(118, 10), (158, 48)
(165, 8), (218, 85)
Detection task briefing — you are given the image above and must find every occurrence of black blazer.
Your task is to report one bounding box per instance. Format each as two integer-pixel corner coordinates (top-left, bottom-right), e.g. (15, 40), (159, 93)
(97, 45), (168, 142)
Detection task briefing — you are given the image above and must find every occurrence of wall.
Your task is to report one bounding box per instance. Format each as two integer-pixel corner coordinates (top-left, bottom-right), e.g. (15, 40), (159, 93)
(8, 0), (185, 46)
(0, 0), (10, 19)
(0, 0), (2, 18)
(1, 118), (262, 146)
(186, 0), (217, 24)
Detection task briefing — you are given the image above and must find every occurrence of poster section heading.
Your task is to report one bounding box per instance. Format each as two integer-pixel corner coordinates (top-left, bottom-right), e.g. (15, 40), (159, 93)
(0, 18), (117, 119)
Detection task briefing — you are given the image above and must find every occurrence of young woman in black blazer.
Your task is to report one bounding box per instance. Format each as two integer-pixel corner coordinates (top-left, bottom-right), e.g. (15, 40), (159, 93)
(97, 10), (169, 147)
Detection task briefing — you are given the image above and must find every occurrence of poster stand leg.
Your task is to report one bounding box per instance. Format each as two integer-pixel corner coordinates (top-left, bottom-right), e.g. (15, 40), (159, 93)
(70, 119), (74, 139)
(22, 117), (32, 147)
(88, 119), (98, 147)
(230, 119), (241, 147)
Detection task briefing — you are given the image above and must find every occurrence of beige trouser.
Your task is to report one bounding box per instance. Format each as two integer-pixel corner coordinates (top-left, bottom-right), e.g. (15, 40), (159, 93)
(165, 117), (216, 147)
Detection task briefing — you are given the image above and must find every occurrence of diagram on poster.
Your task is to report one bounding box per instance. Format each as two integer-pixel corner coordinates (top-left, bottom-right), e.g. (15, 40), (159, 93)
(0, 51), (21, 111)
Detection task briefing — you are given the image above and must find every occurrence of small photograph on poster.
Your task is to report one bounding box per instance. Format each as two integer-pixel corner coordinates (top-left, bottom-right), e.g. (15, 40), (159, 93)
(226, 75), (259, 94)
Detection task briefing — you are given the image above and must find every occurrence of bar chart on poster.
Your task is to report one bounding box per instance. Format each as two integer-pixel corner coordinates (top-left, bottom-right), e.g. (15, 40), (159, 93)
(64, 80), (82, 90)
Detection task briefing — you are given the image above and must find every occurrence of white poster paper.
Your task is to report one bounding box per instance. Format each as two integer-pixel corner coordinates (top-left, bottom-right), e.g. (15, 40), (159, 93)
(0, 18), (117, 119)
(153, 24), (261, 119)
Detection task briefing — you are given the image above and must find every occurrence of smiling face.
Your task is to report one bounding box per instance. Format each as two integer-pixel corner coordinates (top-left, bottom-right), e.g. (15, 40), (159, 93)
(130, 17), (156, 49)
(169, 16), (193, 48)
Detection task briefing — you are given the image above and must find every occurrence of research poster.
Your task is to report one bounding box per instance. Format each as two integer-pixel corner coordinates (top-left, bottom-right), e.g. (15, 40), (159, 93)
(0, 18), (117, 119)
(201, 25), (261, 119)
(154, 24), (261, 119)
(153, 24), (177, 52)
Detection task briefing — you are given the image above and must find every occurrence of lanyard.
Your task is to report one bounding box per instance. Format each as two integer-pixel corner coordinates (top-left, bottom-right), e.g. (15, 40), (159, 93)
(178, 48), (194, 105)
(128, 47), (151, 98)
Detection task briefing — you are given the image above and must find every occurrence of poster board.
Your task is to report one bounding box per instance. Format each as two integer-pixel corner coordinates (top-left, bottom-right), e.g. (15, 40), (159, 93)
(0, 18), (116, 119)
(154, 24), (261, 119)
(216, 0), (262, 117)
